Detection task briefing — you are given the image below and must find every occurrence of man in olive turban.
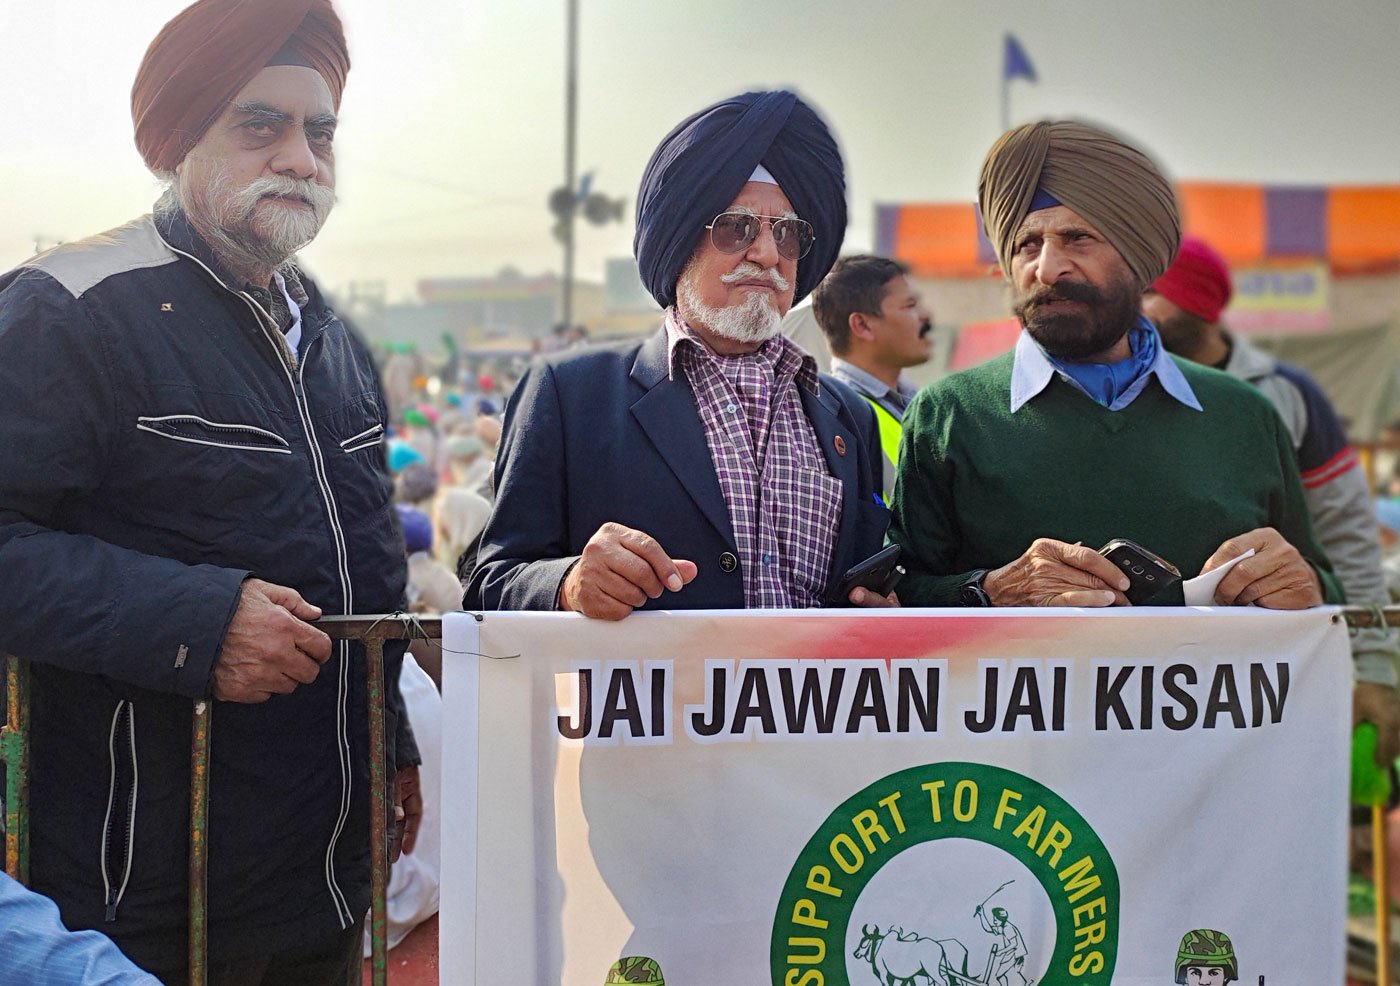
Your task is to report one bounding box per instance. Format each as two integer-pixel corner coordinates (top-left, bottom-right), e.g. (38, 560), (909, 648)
(0, 0), (421, 979)
(468, 91), (892, 617)
(887, 119), (1340, 613)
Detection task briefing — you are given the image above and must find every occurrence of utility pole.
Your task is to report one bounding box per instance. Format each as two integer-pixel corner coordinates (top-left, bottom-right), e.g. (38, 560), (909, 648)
(561, 0), (578, 332)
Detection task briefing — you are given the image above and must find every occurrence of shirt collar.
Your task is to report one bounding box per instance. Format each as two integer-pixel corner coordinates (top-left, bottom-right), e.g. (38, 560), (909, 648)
(828, 357), (916, 403)
(664, 307), (820, 395)
(1009, 317), (1202, 414)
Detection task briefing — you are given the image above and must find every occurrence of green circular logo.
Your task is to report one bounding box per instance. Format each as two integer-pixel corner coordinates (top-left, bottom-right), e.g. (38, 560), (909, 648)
(771, 762), (1119, 986)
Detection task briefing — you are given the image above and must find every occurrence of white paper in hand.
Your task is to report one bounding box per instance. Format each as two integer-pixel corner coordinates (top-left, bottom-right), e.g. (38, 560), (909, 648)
(1182, 548), (1256, 606)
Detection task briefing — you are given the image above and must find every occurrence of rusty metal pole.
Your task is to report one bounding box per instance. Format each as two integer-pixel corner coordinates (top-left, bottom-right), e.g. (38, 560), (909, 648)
(366, 637), (389, 986)
(1347, 609), (1400, 982)
(314, 613), (440, 981)
(4, 617), (442, 981)
(189, 699), (211, 986)
(3, 654), (30, 883)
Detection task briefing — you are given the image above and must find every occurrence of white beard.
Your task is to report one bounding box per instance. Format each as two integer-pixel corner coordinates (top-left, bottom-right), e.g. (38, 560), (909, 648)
(676, 261), (788, 346)
(170, 163), (336, 272)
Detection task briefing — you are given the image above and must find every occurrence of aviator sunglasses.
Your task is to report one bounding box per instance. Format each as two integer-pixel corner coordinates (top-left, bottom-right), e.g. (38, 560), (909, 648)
(704, 212), (816, 261)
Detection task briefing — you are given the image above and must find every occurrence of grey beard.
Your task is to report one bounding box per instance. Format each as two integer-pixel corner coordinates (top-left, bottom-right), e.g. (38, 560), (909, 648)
(160, 164), (334, 282)
(676, 262), (786, 346)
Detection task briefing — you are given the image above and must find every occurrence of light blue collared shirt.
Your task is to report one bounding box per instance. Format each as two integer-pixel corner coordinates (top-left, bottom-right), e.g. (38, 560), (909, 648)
(1009, 319), (1202, 414)
(1, 872), (162, 984)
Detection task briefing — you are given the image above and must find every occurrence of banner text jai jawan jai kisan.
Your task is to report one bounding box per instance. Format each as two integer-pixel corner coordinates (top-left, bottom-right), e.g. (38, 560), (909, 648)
(440, 608), (1350, 986)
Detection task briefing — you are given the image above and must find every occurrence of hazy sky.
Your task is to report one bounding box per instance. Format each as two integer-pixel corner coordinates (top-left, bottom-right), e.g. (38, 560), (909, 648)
(6, 1), (1400, 300)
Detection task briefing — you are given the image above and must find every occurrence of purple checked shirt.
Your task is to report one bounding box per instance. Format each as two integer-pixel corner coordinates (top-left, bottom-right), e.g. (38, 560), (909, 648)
(666, 309), (842, 607)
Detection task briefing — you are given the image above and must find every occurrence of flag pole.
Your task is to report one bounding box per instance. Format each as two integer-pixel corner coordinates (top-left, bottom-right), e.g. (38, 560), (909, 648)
(561, 0), (578, 333)
(1000, 72), (1009, 133)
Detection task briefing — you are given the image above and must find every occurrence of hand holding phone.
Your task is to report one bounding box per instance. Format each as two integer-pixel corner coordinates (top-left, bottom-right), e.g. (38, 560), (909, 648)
(1098, 539), (1181, 605)
(830, 544), (904, 606)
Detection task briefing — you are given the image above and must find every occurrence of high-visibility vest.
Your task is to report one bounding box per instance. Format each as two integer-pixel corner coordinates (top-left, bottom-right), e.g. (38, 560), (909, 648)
(862, 395), (903, 501)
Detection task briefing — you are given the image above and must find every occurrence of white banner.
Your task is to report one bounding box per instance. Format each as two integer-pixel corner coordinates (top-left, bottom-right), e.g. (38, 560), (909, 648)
(441, 608), (1350, 986)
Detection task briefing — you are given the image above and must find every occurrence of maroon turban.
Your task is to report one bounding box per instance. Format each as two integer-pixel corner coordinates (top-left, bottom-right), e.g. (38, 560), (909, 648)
(131, 0), (349, 173)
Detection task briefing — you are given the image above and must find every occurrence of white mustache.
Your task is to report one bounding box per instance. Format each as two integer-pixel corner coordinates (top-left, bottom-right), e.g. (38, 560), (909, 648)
(720, 263), (790, 292)
(233, 175), (336, 218)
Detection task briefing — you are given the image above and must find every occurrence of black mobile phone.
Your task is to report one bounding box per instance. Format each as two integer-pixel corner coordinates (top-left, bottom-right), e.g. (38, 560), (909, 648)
(830, 544), (904, 606)
(1098, 538), (1182, 605)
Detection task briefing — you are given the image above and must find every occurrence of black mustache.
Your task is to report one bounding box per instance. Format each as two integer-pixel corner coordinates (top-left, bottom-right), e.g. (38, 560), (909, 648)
(918, 320), (933, 338)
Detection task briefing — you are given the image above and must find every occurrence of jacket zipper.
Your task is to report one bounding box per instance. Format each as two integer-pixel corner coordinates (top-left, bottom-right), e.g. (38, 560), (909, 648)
(340, 423), (385, 454)
(162, 241), (359, 928)
(136, 414), (291, 450)
(101, 701), (138, 921)
(340, 423), (384, 448)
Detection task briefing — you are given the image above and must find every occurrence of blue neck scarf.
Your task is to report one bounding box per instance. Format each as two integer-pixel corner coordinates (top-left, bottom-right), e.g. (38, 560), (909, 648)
(1047, 323), (1159, 409)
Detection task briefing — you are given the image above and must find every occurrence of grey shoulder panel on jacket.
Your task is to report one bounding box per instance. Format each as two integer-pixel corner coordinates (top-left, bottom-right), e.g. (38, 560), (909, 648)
(20, 216), (176, 299)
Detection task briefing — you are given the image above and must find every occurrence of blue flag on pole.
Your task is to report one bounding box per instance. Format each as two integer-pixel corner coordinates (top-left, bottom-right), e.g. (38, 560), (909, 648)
(1003, 33), (1037, 83)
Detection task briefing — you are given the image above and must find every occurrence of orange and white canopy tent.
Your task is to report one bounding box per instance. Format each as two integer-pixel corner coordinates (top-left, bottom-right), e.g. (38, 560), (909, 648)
(846, 182), (1400, 437)
(877, 182), (1400, 277)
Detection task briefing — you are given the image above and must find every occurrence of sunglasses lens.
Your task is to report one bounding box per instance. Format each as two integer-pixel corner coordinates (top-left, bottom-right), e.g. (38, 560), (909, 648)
(773, 219), (815, 260)
(711, 213), (757, 253)
(708, 213), (814, 259)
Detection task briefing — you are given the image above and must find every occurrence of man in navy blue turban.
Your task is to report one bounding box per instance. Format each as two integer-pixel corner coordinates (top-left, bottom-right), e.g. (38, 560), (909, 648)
(467, 90), (894, 618)
(634, 90), (847, 309)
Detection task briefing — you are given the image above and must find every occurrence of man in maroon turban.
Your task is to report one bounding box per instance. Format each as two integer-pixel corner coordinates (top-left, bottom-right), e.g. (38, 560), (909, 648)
(0, 1), (422, 980)
(133, 0), (350, 298)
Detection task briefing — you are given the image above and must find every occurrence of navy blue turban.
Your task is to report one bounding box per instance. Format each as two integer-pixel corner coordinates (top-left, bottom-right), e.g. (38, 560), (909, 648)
(633, 90), (847, 309)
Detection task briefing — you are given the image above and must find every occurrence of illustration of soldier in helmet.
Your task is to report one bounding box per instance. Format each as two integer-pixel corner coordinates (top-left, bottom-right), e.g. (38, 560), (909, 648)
(604, 956), (665, 986)
(1174, 929), (1238, 985)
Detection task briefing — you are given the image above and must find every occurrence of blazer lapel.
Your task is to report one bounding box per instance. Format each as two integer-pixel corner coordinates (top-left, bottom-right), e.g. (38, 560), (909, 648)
(629, 329), (734, 542)
(800, 378), (864, 588)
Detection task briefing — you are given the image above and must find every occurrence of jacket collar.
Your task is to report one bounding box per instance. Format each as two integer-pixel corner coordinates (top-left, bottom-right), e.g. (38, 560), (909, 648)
(152, 208), (242, 291)
(626, 324), (861, 573)
(628, 327), (733, 540)
(151, 207), (328, 325)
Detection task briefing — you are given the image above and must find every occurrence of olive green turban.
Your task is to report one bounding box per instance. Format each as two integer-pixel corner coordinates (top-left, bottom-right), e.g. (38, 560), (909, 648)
(978, 120), (1180, 287)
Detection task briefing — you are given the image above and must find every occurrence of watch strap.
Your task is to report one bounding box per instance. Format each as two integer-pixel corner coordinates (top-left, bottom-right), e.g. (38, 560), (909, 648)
(958, 569), (992, 607)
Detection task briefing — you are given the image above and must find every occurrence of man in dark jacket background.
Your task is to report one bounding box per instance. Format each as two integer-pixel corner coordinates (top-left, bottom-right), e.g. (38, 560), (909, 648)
(0, 0), (417, 981)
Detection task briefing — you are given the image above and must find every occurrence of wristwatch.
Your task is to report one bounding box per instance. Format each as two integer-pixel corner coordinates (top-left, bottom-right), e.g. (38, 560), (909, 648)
(958, 569), (992, 607)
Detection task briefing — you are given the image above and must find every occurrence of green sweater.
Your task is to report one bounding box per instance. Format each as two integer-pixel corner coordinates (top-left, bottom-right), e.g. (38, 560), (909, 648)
(888, 352), (1342, 607)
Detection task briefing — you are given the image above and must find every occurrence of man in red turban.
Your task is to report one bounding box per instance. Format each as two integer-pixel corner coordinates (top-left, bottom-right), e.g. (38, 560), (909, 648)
(1145, 236), (1400, 764)
(0, 1), (422, 981)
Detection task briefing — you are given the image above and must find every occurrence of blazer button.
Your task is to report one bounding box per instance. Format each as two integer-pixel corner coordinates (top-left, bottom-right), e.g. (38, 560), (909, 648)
(719, 551), (738, 573)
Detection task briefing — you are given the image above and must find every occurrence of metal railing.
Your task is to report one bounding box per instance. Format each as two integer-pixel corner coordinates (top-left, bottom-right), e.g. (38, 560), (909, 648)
(2, 613), (442, 986)
(3, 651), (28, 886)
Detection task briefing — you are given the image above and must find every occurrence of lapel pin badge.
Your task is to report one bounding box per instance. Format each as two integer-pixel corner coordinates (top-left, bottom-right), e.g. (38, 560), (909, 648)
(160, 302), (174, 312)
(834, 435), (847, 456)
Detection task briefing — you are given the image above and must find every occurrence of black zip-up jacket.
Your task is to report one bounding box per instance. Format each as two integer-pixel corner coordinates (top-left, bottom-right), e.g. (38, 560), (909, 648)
(0, 210), (416, 970)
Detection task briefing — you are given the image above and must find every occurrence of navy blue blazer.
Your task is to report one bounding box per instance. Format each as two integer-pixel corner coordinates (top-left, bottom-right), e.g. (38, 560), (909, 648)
(465, 327), (890, 611)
